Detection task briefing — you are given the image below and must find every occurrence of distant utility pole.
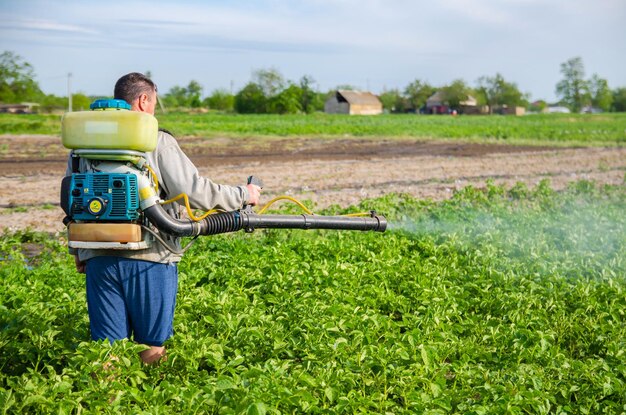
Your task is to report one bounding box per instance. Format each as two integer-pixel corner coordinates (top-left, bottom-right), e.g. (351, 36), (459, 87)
(230, 80), (234, 95)
(67, 72), (73, 112)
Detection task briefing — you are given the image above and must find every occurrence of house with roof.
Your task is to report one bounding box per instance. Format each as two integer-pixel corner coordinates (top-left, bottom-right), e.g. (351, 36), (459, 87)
(0, 102), (40, 114)
(324, 90), (383, 115)
(492, 105), (526, 116)
(424, 91), (481, 114)
(546, 106), (570, 114)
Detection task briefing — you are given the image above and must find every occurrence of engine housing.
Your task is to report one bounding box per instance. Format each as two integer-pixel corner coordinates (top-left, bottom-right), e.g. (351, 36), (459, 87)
(68, 173), (140, 221)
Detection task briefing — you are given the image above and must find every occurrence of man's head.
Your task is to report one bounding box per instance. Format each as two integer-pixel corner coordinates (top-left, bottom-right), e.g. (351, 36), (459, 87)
(114, 72), (158, 115)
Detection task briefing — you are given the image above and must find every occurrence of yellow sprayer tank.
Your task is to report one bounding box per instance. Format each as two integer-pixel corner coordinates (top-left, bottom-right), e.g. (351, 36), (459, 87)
(61, 99), (158, 152)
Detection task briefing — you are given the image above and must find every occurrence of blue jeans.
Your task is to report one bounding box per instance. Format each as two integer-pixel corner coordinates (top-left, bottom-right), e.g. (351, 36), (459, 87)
(86, 257), (178, 346)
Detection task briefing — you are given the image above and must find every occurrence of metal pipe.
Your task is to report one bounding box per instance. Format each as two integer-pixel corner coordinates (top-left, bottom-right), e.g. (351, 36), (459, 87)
(241, 212), (387, 232)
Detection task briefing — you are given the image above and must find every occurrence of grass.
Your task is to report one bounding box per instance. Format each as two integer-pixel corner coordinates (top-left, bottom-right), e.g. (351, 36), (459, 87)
(0, 114), (62, 135)
(1, 112), (625, 146)
(1, 180), (625, 414)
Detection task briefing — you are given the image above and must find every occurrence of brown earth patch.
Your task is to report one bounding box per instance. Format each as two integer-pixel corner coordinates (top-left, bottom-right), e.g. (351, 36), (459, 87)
(0, 135), (624, 234)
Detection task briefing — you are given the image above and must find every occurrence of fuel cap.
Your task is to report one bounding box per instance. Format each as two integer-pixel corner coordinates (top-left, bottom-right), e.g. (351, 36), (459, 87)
(87, 197), (107, 216)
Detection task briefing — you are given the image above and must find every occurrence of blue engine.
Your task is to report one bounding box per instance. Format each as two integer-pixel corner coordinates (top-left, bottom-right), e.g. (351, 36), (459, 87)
(68, 173), (140, 221)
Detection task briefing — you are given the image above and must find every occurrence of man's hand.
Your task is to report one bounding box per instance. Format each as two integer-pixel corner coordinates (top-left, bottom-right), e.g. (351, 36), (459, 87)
(74, 255), (86, 274)
(246, 184), (262, 206)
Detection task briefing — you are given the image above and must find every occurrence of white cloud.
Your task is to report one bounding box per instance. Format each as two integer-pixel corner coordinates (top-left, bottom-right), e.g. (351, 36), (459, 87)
(0, 0), (624, 99)
(45, 0), (440, 52)
(0, 17), (98, 35)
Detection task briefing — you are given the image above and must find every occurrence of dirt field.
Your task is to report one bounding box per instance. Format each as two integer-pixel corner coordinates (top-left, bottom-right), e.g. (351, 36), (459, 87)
(1, 134), (625, 234)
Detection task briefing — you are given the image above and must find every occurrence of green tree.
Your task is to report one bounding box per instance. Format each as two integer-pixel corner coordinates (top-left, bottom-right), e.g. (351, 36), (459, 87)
(556, 57), (589, 113)
(72, 93), (91, 111)
(204, 88), (234, 112)
(162, 80), (204, 108)
(268, 83), (303, 114)
(476, 73), (526, 113)
(379, 89), (408, 113)
(186, 80), (203, 108)
(299, 75), (323, 113)
(441, 79), (472, 110)
(588, 74), (612, 111)
(0, 51), (43, 103)
(612, 87), (626, 112)
(253, 68), (285, 98)
(162, 85), (186, 108)
(404, 80), (434, 112)
(235, 82), (267, 113)
(40, 94), (66, 112)
(379, 89), (398, 112)
(313, 92), (328, 112)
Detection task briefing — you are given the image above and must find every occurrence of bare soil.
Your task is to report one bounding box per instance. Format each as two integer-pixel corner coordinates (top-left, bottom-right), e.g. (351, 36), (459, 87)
(1, 135), (625, 234)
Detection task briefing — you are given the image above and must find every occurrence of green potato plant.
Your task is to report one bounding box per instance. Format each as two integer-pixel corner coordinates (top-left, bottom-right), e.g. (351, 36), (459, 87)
(1, 181), (625, 414)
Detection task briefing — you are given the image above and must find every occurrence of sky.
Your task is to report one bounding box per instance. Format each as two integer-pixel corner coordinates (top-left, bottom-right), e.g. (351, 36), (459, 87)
(1, 0), (625, 103)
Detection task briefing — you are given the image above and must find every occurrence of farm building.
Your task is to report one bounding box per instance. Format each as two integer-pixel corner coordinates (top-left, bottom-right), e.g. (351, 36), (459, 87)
(492, 105), (526, 116)
(424, 91), (479, 114)
(546, 106), (571, 114)
(0, 103), (40, 114)
(324, 90), (383, 115)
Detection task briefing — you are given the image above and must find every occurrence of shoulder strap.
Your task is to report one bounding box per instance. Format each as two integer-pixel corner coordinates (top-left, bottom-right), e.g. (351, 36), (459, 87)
(70, 151), (80, 173)
(159, 127), (176, 137)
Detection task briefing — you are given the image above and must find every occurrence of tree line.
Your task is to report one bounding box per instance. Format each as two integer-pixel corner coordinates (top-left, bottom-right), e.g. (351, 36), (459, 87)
(161, 69), (327, 114)
(1, 50), (625, 114)
(0, 51), (92, 112)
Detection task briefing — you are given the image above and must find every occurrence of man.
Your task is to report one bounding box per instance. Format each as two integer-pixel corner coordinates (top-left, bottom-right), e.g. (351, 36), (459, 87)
(71, 72), (261, 363)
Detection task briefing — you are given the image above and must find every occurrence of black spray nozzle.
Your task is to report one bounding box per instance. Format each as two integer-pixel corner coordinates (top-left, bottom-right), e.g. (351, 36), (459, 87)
(240, 211), (387, 233)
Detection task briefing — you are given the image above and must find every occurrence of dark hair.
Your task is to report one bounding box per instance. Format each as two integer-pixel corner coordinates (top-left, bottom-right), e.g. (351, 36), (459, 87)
(114, 72), (157, 104)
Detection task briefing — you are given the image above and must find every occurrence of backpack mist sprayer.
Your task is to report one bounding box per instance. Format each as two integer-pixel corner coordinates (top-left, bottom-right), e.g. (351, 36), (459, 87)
(60, 99), (386, 253)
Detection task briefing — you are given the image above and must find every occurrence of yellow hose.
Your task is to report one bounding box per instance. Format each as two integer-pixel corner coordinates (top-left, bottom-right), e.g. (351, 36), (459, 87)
(257, 195), (314, 215)
(160, 193), (222, 221)
(257, 195), (371, 217)
(145, 164), (160, 195)
(161, 191), (372, 222)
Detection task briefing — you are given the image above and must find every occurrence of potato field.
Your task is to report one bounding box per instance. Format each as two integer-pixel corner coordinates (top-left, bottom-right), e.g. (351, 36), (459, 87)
(1, 112), (626, 145)
(1, 180), (625, 414)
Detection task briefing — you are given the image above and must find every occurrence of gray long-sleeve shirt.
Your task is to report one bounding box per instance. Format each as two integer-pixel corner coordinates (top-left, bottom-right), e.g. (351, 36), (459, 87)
(68, 130), (250, 264)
